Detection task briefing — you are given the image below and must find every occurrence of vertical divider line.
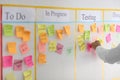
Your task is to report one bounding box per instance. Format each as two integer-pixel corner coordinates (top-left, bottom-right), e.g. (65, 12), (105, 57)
(74, 9), (77, 80)
(102, 10), (105, 80)
(34, 7), (37, 80)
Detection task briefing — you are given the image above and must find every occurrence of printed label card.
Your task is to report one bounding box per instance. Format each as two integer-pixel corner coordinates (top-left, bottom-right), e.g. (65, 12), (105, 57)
(3, 56), (13, 68)
(24, 55), (33, 67)
(13, 59), (22, 71)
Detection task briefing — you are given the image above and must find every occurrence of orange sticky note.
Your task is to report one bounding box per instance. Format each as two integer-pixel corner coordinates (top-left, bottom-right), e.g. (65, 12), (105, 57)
(39, 32), (48, 44)
(56, 30), (63, 39)
(15, 26), (24, 38)
(64, 25), (70, 35)
(90, 23), (96, 32)
(23, 30), (31, 42)
(110, 24), (115, 32)
(7, 42), (16, 54)
(38, 53), (46, 64)
(78, 24), (84, 33)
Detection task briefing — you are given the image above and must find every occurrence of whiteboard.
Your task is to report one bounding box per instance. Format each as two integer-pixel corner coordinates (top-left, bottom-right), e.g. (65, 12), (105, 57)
(36, 8), (75, 80)
(2, 6), (35, 80)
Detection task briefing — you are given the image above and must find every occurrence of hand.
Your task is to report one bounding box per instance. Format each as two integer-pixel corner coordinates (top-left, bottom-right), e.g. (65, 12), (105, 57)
(91, 40), (101, 50)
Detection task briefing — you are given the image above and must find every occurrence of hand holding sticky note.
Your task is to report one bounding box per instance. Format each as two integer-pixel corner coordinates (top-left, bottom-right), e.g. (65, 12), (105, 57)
(64, 25), (70, 35)
(24, 55), (33, 67)
(3, 56), (13, 68)
(78, 24), (84, 33)
(19, 42), (30, 54)
(90, 23), (96, 32)
(7, 42), (16, 54)
(3, 24), (13, 36)
(38, 24), (46, 35)
(47, 25), (55, 36)
(23, 70), (32, 80)
(38, 53), (46, 64)
(15, 26), (24, 38)
(49, 41), (57, 52)
(56, 30), (63, 39)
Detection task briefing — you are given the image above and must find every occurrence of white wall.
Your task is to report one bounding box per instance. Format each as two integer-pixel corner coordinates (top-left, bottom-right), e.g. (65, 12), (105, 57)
(0, 0), (120, 9)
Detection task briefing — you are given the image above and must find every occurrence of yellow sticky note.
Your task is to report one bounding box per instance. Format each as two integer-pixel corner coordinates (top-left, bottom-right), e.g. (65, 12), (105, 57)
(38, 24), (46, 35)
(77, 35), (84, 46)
(7, 42), (16, 54)
(15, 26), (24, 38)
(80, 42), (86, 51)
(56, 30), (63, 40)
(38, 53), (46, 64)
(64, 25), (70, 35)
(110, 24), (115, 32)
(98, 39), (104, 45)
(5, 72), (16, 80)
(78, 24), (84, 33)
(23, 30), (31, 42)
(23, 70), (32, 80)
(40, 32), (48, 44)
(112, 78), (120, 80)
(49, 41), (57, 52)
(90, 23), (96, 32)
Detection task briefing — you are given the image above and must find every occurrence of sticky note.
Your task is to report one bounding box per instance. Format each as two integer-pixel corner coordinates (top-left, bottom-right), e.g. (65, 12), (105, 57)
(87, 43), (92, 52)
(79, 42), (86, 51)
(5, 72), (16, 80)
(56, 43), (64, 55)
(47, 25), (55, 36)
(3, 24), (13, 36)
(66, 47), (72, 55)
(23, 30), (31, 42)
(38, 42), (46, 53)
(56, 30), (63, 39)
(110, 24), (115, 32)
(3, 56), (12, 68)
(40, 32), (48, 44)
(13, 59), (22, 71)
(97, 26), (104, 33)
(77, 35), (84, 46)
(98, 39), (104, 45)
(15, 26), (24, 38)
(19, 42), (29, 54)
(90, 23), (97, 32)
(106, 33), (111, 43)
(84, 31), (90, 40)
(78, 24), (84, 33)
(64, 25), (71, 35)
(104, 24), (110, 32)
(116, 25), (120, 32)
(23, 70), (32, 80)
(38, 24), (46, 35)
(49, 41), (57, 52)
(24, 55), (33, 67)
(38, 53), (46, 64)
(7, 42), (16, 54)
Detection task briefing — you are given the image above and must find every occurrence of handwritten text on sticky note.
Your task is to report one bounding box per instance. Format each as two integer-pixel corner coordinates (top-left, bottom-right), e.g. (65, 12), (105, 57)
(24, 55), (33, 67)
(38, 53), (46, 64)
(13, 59), (22, 71)
(19, 42), (29, 54)
(47, 25), (55, 36)
(49, 41), (57, 52)
(3, 56), (13, 68)
(56, 43), (64, 55)
(38, 24), (46, 35)
(23, 70), (32, 80)
(40, 32), (48, 44)
(7, 42), (16, 54)
(3, 24), (13, 36)
(23, 30), (31, 42)
(16, 26), (24, 38)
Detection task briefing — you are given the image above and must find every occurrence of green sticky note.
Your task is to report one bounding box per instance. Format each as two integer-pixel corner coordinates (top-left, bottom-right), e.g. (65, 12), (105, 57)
(38, 24), (46, 35)
(49, 41), (57, 52)
(5, 72), (16, 80)
(104, 24), (110, 32)
(84, 31), (90, 40)
(3, 24), (13, 36)
(47, 25), (55, 36)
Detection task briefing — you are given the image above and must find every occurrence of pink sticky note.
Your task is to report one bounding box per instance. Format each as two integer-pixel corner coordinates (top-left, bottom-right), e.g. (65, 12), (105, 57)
(56, 43), (63, 55)
(13, 59), (22, 71)
(87, 43), (92, 52)
(24, 55), (33, 67)
(97, 26), (103, 33)
(3, 56), (13, 68)
(106, 33), (111, 43)
(19, 42), (30, 54)
(116, 25), (120, 32)
(38, 42), (46, 53)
